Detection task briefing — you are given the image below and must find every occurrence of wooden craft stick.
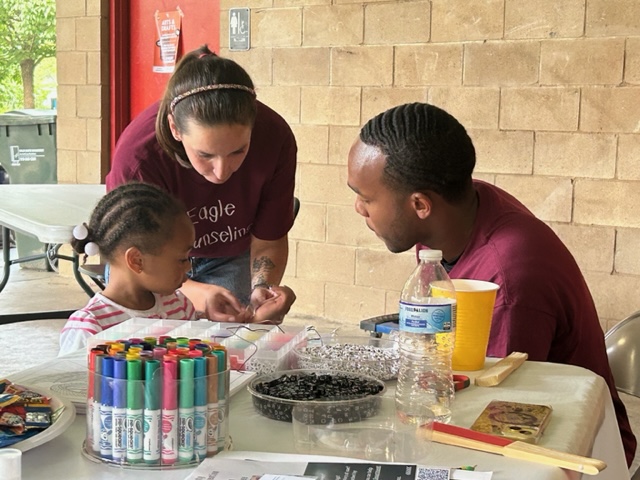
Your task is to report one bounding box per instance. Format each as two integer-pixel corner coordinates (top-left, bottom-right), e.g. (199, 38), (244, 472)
(432, 422), (607, 475)
(474, 352), (528, 387)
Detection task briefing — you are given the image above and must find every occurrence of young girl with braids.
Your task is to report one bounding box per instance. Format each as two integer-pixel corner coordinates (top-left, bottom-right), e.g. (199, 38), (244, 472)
(107, 45), (296, 325)
(59, 182), (198, 355)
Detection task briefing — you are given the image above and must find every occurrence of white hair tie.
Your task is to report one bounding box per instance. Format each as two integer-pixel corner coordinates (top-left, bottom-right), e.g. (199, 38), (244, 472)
(73, 223), (88, 240)
(84, 242), (99, 257)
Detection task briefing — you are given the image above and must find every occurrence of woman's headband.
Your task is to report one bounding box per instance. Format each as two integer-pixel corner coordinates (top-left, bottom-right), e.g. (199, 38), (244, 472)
(169, 84), (256, 113)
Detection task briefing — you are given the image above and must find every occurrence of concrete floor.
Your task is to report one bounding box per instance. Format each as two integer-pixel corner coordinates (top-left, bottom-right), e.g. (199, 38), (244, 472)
(1, 253), (639, 475)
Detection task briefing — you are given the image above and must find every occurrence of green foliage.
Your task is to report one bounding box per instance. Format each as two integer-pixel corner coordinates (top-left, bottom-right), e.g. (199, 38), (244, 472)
(0, 0), (56, 109)
(0, 65), (22, 112)
(0, 0), (56, 66)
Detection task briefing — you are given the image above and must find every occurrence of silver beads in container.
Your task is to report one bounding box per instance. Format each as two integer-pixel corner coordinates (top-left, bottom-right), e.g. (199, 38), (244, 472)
(294, 339), (400, 381)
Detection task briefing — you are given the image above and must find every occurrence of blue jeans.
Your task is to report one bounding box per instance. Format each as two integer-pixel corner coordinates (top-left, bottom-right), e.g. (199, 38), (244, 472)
(188, 251), (251, 305)
(105, 250), (251, 305)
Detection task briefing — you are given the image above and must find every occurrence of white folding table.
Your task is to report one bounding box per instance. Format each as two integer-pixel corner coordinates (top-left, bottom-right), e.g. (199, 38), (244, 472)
(0, 183), (105, 324)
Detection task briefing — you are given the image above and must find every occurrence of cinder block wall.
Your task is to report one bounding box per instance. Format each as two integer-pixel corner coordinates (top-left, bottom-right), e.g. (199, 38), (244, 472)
(55, 0), (109, 184)
(57, 0), (640, 331)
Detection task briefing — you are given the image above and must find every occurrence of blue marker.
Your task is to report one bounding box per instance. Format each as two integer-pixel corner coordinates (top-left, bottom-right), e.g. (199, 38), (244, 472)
(91, 354), (104, 454)
(99, 356), (114, 460)
(112, 358), (128, 462)
(126, 359), (143, 463)
(143, 359), (161, 464)
(193, 357), (207, 460)
(178, 358), (195, 463)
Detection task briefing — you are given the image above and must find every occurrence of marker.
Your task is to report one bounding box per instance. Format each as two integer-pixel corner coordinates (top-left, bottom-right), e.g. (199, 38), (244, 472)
(112, 358), (128, 462)
(178, 358), (195, 463)
(87, 349), (102, 453)
(126, 359), (143, 463)
(143, 359), (161, 465)
(162, 359), (178, 465)
(99, 356), (114, 459)
(91, 353), (104, 454)
(153, 347), (167, 360)
(205, 355), (219, 456)
(212, 349), (228, 452)
(193, 357), (207, 460)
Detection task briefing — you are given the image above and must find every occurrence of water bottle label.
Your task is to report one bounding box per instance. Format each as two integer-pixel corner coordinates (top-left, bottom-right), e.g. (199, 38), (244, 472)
(399, 301), (453, 334)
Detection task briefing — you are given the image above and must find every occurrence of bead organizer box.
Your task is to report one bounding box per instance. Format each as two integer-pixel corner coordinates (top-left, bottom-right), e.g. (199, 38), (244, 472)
(86, 319), (311, 375)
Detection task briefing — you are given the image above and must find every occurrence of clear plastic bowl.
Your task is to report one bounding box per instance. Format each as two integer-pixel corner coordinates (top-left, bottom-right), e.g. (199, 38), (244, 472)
(292, 396), (433, 463)
(247, 369), (386, 423)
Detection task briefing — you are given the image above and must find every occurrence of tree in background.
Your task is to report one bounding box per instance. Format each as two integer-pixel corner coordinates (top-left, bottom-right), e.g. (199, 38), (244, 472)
(0, 0), (56, 110)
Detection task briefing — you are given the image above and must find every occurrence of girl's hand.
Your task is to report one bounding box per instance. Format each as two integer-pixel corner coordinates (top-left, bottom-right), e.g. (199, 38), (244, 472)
(202, 285), (253, 323)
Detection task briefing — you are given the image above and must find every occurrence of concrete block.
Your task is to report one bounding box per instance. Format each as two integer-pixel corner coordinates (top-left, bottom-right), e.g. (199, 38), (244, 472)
(581, 87), (640, 133)
(432, 0), (504, 42)
(303, 5), (363, 46)
(505, 0), (585, 38)
(496, 175), (573, 222)
(296, 241), (355, 284)
(332, 46), (393, 86)
(501, 87), (579, 131)
(300, 87), (361, 126)
(534, 132), (616, 178)
(429, 87), (500, 129)
(540, 38), (624, 85)
(395, 44), (463, 86)
(469, 129), (534, 174)
(464, 41), (540, 86)
(575, 179), (640, 228)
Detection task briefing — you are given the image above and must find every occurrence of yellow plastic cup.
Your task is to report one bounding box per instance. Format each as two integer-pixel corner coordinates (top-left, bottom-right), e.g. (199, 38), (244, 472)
(433, 279), (500, 371)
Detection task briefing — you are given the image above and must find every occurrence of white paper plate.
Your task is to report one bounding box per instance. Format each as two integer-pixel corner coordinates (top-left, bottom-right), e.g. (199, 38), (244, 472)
(8, 386), (77, 452)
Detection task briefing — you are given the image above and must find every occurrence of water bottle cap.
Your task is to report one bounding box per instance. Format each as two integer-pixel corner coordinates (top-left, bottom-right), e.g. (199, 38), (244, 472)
(418, 249), (443, 261)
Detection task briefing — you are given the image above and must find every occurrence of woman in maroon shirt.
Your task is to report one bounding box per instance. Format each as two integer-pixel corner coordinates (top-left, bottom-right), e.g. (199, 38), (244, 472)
(107, 45), (297, 324)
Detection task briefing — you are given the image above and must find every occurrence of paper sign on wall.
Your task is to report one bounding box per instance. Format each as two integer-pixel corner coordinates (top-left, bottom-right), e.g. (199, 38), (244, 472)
(153, 8), (183, 73)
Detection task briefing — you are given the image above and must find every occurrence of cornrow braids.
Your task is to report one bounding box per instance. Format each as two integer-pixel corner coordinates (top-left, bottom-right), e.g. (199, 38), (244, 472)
(360, 102), (476, 203)
(156, 44), (258, 168)
(70, 182), (188, 262)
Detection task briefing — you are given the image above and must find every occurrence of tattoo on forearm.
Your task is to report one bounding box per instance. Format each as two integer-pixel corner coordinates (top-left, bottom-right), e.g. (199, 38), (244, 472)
(252, 256), (276, 285)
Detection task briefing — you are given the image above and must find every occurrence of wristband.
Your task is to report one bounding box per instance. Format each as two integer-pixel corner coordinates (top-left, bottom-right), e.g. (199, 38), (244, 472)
(252, 282), (272, 290)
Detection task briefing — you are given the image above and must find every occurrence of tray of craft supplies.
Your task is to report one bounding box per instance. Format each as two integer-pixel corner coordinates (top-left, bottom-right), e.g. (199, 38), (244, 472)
(86, 318), (312, 375)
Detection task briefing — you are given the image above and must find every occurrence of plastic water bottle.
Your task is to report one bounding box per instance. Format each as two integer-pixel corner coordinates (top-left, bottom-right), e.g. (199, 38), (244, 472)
(395, 249), (457, 424)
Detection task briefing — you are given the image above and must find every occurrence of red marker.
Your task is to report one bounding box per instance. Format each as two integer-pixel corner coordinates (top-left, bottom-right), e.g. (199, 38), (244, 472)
(161, 359), (178, 465)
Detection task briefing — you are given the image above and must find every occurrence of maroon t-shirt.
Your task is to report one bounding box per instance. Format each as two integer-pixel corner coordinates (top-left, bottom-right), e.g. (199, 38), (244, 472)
(418, 179), (636, 466)
(106, 101), (297, 258)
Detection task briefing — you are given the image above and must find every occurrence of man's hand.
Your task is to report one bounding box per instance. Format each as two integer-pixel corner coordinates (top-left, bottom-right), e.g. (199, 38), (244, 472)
(250, 285), (296, 324)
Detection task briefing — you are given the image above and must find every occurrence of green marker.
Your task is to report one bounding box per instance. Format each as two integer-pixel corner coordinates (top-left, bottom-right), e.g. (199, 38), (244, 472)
(143, 360), (161, 464)
(126, 359), (143, 463)
(178, 358), (195, 463)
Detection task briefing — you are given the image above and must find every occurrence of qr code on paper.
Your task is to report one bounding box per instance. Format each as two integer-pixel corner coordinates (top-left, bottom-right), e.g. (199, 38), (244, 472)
(416, 466), (450, 480)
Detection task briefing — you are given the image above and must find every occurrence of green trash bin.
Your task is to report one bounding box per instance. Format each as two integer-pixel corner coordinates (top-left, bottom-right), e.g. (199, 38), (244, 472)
(0, 109), (57, 269)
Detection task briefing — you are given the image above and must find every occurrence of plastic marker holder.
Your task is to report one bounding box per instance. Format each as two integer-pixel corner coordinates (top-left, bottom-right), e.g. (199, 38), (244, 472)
(82, 332), (230, 470)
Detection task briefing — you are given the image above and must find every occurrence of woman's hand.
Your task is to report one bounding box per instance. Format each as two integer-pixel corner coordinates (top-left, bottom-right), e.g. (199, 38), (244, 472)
(201, 284), (253, 323)
(250, 285), (296, 325)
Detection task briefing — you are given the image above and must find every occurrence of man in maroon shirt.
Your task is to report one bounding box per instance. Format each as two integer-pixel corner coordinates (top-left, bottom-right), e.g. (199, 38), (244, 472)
(347, 102), (636, 466)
